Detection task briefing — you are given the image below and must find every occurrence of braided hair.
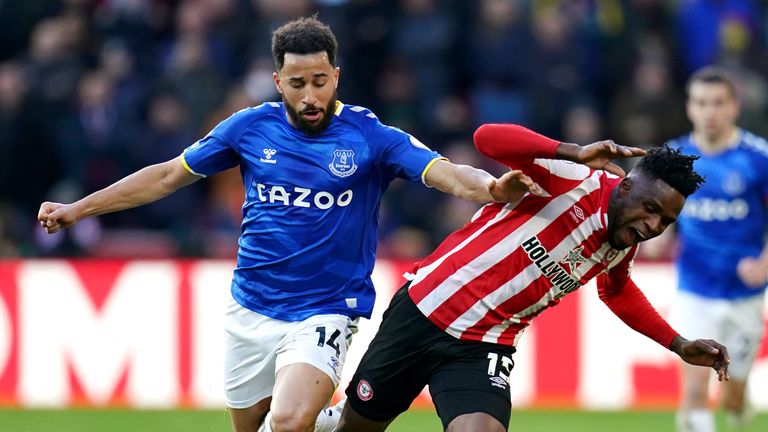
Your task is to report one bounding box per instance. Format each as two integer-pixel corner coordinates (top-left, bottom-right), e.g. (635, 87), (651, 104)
(634, 144), (704, 197)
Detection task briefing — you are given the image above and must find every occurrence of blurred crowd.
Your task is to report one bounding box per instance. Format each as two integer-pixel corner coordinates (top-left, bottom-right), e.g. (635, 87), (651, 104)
(0, 0), (766, 259)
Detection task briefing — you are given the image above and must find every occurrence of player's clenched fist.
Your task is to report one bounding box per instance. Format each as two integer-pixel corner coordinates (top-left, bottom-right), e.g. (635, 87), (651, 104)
(37, 201), (79, 234)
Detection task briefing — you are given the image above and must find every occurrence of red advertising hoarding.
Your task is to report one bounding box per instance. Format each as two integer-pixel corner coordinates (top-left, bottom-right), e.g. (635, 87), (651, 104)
(0, 259), (766, 409)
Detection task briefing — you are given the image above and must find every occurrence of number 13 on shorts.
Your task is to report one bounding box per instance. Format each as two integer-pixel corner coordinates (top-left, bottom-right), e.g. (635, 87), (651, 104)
(487, 352), (514, 385)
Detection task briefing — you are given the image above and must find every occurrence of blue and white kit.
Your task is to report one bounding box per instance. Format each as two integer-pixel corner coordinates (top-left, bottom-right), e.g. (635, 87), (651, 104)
(182, 101), (443, 321)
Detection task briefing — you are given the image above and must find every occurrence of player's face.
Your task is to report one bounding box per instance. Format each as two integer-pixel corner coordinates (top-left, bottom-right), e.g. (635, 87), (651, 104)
(607, 174), (685, 250)
(686, 81), (739, 140)
(274, 52), (339, 135)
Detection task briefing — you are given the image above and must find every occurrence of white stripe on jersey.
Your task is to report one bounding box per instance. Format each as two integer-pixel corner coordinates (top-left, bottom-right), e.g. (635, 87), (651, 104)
(534, 159), (591, 180)
(451, 205), (604, 342)
(409, 205), (515, 289)
(414, 170), (603, 317)
(478, 243), (630, 343)
(411, 165), (632, 346)
(741, 130), (768, 157)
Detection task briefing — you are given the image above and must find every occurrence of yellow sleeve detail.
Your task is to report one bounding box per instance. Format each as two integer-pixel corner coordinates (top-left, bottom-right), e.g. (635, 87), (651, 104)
(421, 157), (449, 187)
(180, 153), (205, 177)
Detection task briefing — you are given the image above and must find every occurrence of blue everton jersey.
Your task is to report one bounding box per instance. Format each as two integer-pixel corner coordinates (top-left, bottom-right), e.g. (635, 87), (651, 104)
(181, 101), (443, 320)
(668, 130), (768, 299)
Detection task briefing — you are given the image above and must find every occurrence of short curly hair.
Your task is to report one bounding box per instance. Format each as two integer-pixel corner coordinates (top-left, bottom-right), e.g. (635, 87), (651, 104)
(634, 144), (704, 197)
(271, 16), (338, 70)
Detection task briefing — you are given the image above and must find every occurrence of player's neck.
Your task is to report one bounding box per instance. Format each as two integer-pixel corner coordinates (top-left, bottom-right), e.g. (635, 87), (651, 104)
(692, 127), (738, 154)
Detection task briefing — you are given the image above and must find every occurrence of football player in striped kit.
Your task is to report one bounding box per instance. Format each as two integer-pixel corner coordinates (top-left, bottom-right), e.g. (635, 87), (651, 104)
(337, 124), (730, 432)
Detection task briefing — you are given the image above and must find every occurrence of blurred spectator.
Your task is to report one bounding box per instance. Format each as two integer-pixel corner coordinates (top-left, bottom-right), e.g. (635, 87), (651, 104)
(609, 58), (687, 170)
(463, 0), (532, 126)
(562, 102), (604, 145)
(55, 69), (135, 191)
(390, 0), (458, 130)
(3, 1), (768, 257)
(675, 0), (761, 74)
(527, 4), (590, 136)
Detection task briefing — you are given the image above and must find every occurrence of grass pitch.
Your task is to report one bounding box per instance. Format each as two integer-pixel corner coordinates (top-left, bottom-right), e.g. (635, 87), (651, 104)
(0, 408), (766, 431)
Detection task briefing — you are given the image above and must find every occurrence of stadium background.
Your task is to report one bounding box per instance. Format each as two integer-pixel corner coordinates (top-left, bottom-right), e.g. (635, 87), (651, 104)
(0, 0), (767, 431)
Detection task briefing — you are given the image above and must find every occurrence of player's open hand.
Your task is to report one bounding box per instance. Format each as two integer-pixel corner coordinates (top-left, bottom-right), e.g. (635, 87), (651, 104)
(671, 336), (730, 382)
(37, 202), (80, 234)
(575, 140), (646, 177)
(490, 170), (548, 203)
(736, 256), (768, 288)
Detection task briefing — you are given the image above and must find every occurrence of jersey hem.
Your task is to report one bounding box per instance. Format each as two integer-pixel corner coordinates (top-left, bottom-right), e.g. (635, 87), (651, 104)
(231, 289), (373, 322)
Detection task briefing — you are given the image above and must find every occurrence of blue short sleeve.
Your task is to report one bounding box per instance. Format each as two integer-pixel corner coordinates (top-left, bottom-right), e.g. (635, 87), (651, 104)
(181, 110), (249, 176)
(369, 120), (443, 184)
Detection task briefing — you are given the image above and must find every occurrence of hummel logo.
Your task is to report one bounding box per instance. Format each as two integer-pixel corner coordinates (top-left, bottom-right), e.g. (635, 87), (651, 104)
(260, 148), (277, 164)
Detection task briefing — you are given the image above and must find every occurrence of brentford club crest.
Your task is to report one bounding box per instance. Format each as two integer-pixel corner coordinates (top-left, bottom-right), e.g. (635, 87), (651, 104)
(602, 249), (620, 266)
(356, 379), (373, 401)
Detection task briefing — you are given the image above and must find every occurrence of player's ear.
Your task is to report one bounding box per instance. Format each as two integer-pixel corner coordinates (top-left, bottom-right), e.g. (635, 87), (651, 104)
(273, 72), (283, 94)
(617, 177), (632, 198)
(334, 67), (340, 89)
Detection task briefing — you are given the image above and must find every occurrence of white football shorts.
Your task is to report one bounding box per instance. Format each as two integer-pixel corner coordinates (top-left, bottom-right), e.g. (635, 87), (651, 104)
(670, 290), (765, 380)
(223, 296), (358, 409)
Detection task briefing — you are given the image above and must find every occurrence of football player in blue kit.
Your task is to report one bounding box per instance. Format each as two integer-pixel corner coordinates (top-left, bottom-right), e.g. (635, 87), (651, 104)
(667, 67), (768, 432)
(37, 16), (532, 432)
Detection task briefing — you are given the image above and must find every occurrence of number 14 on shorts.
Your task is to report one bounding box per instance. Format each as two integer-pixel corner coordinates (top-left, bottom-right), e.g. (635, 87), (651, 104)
(315, 326), (342, 356)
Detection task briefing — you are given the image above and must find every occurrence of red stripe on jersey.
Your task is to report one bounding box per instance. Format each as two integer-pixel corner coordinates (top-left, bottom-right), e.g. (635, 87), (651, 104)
(423, 187), (604, 329)
(411, 168), (623, 346)
(411, 165), (599, 305)
(408, 196), (553, 304)
(424, 246), (533, 327)
(495, 299), (555, 345)
(415, 203), (505, 270)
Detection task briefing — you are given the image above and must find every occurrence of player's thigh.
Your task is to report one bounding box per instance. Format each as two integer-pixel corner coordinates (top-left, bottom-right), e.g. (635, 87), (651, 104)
(274, 312), (357, 391)
(224, 297), (288, 410)
(722, 295), (765, 380)
(447, 412), (507, 432)
(336, 401), (395, 432)
(345, 284), (440, 423)
(270, 314), (357, 421)
(428, 341), (516, 430)
(669, 291), (725, 342)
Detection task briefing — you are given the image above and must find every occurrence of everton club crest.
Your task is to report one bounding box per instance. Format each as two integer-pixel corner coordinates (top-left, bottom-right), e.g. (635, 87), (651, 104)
(329, 149), (358, 178)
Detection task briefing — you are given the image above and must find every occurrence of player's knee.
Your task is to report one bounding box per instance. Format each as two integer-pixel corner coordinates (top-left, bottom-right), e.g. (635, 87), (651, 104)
(269, 409), (317, 432)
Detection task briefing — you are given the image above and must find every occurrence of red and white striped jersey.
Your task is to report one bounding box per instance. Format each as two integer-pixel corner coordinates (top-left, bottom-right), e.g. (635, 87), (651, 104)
(408, 159), (638, 346)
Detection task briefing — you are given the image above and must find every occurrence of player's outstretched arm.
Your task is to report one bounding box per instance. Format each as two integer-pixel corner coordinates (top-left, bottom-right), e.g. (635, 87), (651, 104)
(474, 124), (645, 177)
(670, 335), (730, 382)
(38, 156), (200, 234)
(423, 160), (546, 203)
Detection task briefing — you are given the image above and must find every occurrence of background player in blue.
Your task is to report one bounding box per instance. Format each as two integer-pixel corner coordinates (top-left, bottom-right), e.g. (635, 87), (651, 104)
(666, 67), (768, 432)
(36, 16), (528, 432)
